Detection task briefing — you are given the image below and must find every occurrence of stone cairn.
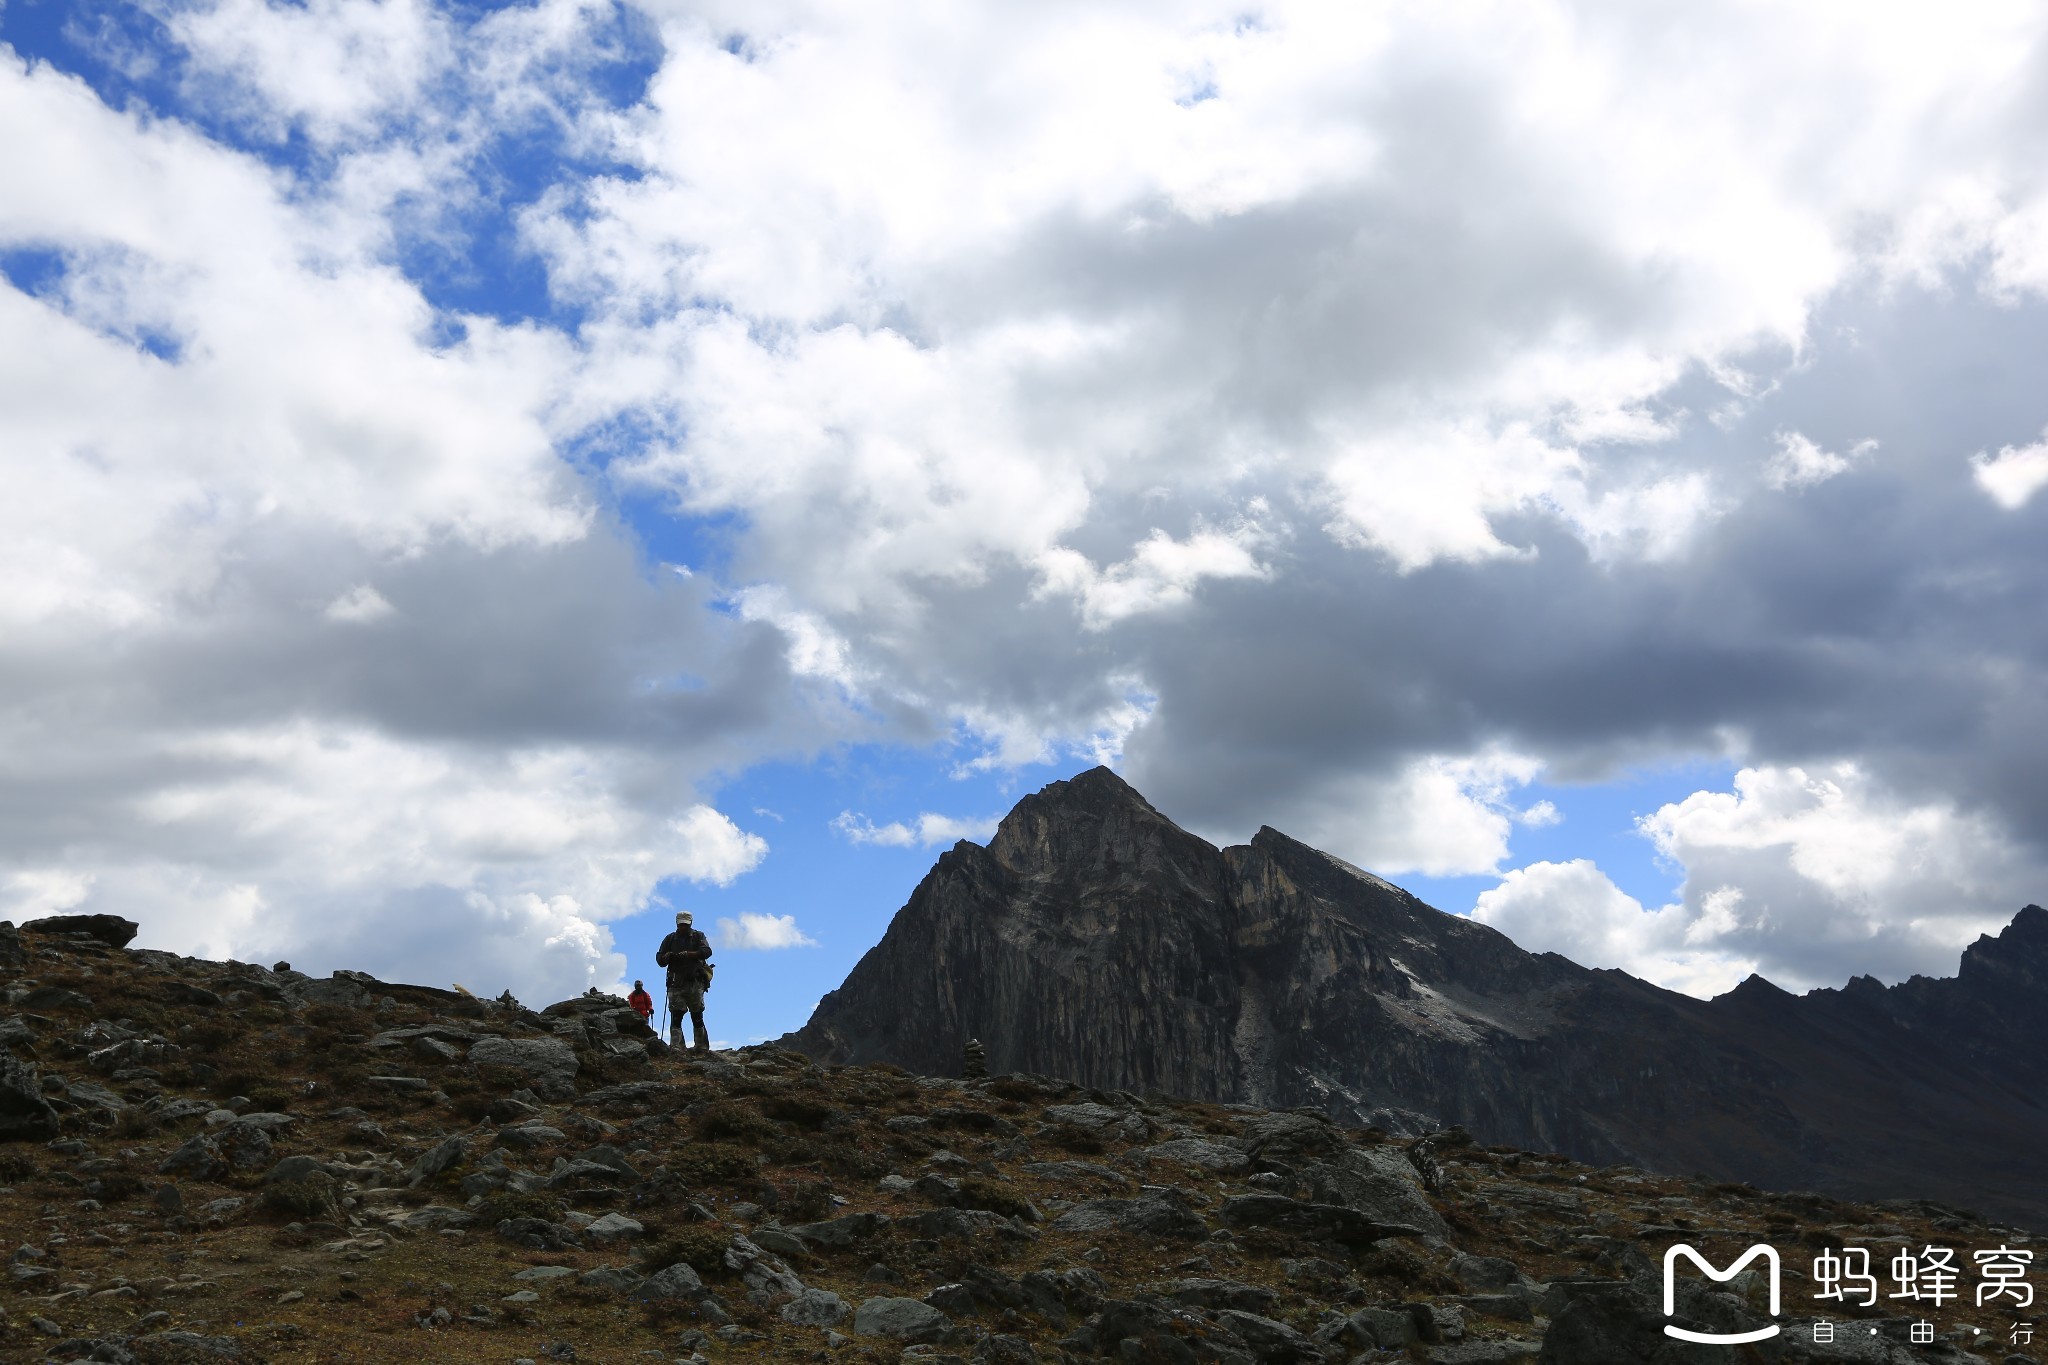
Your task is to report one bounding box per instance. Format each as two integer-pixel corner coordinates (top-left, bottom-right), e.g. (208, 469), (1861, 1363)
(962, 1038), (988, 1079)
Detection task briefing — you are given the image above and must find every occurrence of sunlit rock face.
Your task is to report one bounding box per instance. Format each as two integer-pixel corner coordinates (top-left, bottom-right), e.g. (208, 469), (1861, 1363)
(785, 767), (2048, 1227)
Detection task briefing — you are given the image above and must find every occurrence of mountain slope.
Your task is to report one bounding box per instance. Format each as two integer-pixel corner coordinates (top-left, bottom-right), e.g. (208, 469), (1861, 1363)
(784, 767), (2048, 1228)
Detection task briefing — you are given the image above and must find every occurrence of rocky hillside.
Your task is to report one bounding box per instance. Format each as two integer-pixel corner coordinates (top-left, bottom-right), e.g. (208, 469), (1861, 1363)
(783, 768), (2048, 1231)
(3, 914), (2043, 1364)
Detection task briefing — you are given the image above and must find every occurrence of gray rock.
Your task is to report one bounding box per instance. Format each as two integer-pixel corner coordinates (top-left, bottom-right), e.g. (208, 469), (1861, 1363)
(1139, 1138), (1252, 1173)
(788, 1210), (891, 1247)
(853, 1295), (952, 1341)
(132, 1331), (243, 1358)
(1044, 1101), (1149, 1143)
(573, 1144), (642, 1181)
(633, 1262), (708, 1301)
(407, 1134), (469, 1187)
(546, 1157), (627, 1189)
(1156, 1277), (1279, 1313)
(264, 1155), (327, 1184)
(726, 1234), (808, 1307)
(469, 1035), (579, 1102)
(1213, 1308), (1319, 1363)
(20, 913), (138, 948)
(780, 1287), (851, 1325)
(1426, 1343), (1541, 1364)
(1351, 1305), (1419, 1349)
(749, 1225), (811, 1260)
(218, 1122), (273, 1171)
(1301, 1144), (1452, 1237)
(578, 1266), (645, 1293)
(0, 1052), (61, 1142)
(512, 1264), (577, 1281)
(1218, 1193), (1420, 1245)
(495, 1123), (566, 1150)
(583, 1212), (643, 1244)
(158, 1133), (226, 1181)
(495, 1216), (580, 1251)
(1051, 1194), (1207, 1240)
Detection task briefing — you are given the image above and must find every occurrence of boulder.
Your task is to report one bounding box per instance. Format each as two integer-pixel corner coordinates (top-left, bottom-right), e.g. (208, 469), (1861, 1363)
(158, 1134), (226, 1181)
(726, 1234), (808, 1307)
(634, 1262), (709, 1302)
(0, 1053), (61, 1142)
(1218, 1193), (1421, 1245)
(1139, 1138), (1252, 1174)
(1213, 1309), (1320, 1363)
(20, 914), (139, 949)
(218, 1123), (273, 1172)
(469, 1035), (579, 1102)
(1155, 1278), (1279, 1314)
(495, 1216), (581, 1251)
(578, 1265), (646, 1294)
(1043, 1102), (1150, 1143)
(584, 1213), (643, 1245)
(788, 1210), (891, 1247)
(1051, 1194), (1207, 1240)
(853, 1295), (952, 1342)
(1300, 1145), (1450, 1237)
(407, 1134), (469, 1187)
(780, 1288), (851, 1326)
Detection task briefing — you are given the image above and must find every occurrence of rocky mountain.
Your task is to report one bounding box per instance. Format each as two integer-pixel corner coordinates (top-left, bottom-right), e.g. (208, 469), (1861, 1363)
(1, 913), (2039, 1364)
(784, 768), (2048, 1230)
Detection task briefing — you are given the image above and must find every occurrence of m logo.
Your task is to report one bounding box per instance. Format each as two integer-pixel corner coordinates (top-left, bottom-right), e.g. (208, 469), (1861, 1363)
(1663, 1244), (1782, 1344)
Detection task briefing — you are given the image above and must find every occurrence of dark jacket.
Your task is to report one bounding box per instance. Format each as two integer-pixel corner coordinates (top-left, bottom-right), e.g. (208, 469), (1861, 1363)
(656, 927), (713, 987)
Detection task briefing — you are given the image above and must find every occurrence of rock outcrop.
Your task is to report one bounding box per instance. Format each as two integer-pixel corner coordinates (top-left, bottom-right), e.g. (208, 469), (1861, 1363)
(785, 767), (2048, 1228)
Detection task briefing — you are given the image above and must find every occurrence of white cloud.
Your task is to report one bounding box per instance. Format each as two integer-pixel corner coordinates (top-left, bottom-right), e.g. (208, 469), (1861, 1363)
(11, 0), (2048, 1008)
(1475, 764), (2045, 996)
(1766, 431), (1872, 490)
(324, 584), (395, 623)
(1516, 800), (1562, 828)
(832, 809), (1000, 848)
(1971, 427), (2048, 509)
(715, 911), (818, 950)
(1036, 512), (1274, 630)
(1267, 749), (1545, 878)
(1473, 859), (1752, 998)
(3, 869), (95, 921)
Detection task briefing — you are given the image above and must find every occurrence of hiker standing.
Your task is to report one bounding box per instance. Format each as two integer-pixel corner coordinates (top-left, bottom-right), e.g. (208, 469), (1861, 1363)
(654, 910), (714, 1053)
(627, 979), (654, 1023)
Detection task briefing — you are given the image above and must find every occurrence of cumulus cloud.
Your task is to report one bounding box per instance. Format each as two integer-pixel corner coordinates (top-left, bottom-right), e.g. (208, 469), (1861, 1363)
(325, 584), (396, 623)
(1972, 427), (2048, 509)
(1473, 859), (1753, 999)
(1036, 513), (1274, 630)
(832, 810), (1000, 848)
(1475, 764), (2047, 996)
(715, 911), (818, 950)
(1766, 431), (1872, 490)
(1200, 750), (1546, 879)
(11, 0), (2048, 1003)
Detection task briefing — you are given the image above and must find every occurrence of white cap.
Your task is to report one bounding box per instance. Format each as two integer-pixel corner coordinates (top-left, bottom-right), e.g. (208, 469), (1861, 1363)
(676, 911), (692, 924)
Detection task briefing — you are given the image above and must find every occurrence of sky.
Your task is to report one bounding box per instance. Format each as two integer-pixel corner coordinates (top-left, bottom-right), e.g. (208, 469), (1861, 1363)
(4, 0), (2048, 1047)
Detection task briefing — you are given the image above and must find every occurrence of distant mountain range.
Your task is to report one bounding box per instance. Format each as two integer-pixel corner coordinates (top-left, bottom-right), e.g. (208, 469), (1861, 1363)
(785, 767), (2048, 1229)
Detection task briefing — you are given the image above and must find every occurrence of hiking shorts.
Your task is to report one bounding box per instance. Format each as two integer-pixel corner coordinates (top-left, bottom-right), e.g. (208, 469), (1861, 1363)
(668, 980), (706, 1014)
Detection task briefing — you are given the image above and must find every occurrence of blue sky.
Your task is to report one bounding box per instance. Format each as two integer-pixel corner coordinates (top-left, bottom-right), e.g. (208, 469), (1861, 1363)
(5, 0), (2048, 1040)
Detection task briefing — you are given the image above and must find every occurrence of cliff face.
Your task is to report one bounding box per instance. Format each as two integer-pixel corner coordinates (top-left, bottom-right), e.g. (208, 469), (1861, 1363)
(785, 768), (2048, 1228)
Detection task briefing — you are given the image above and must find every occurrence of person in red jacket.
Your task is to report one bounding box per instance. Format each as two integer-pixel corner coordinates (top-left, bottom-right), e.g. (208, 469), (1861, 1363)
(627, 979), (654, 1024)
